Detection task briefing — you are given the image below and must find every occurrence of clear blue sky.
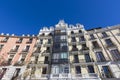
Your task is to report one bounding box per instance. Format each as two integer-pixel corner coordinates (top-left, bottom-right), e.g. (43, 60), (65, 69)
(0, 0), (120, 35)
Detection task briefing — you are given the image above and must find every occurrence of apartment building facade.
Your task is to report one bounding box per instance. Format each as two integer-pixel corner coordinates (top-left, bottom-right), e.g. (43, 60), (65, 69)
(0, 20), (120, 80)
(0, 34), (37, 80)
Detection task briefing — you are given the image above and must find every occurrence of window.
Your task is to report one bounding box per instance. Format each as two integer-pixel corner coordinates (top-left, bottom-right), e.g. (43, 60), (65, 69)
(41, 33), (45, 36)
(13, 45), (19, 51)
(61, 29), (66, 33)
(80, 36), (85, 41)
(88, 65), (94, 73)
(110, 49), (120, 61)
(71, 31), (74, 34)
(60, 65), (69, 73)
(23, 45), (30, 52)
(61, 35), (66, 41)
(55, 36), (60, 42)
(48, 39), (51, 44)
(92, 41), (99, 47)
(74, 55), (79, 63)
(1, 37), (9, 42)
(29, 38), (33, 43)
(102, 66), (113, 78)
(60, 53), (68, 59)
(54, 43), (60, 49)
(42, 67), (47, 74)
(44, 56), (49, 64)
(75, 66), (81, 74)
(105, 39), (113, 46)
(40, 39), (43, 44)
(16, 38), (23, 43)
(71, 37), (76, 42)
(53, 54), (59, 59)
(51, 66), (59, 74)
(102, 32), (108, 37)
(85, 54), (91, 62)
(0, 44), (4, 49)
(90, 34), (95, 39)
(96, 52), (106, 62)
(79, 30), (82, 33)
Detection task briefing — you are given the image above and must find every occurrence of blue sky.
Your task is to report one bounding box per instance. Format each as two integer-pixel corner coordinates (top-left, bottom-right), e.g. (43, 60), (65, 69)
(0, 0), (120, 35)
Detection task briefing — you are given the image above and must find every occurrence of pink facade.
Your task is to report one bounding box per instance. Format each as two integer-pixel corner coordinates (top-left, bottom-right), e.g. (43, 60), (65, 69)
(0, 35), (37, 65)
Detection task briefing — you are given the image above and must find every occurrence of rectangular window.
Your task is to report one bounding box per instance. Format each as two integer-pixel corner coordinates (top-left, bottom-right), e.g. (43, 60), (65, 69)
(105, 39), (113, 46)
(1, 37), (9, 42)
(16, 38), (23, 43)
(74, 55), (79, 63)
(44, 56), (49, 64)
(60, 53), (68, 59)
(96, 52), (106, 62)
(85, 54), (91, 62)
(102, 66), (113, 78)
(51, 66), (59, 74)
(0, 44), (4, 49)
(80, 36), (85, 41)
(42, 67), (47, 74)
(102, 32), (108, 37)
(59, 65), (69, 73)
(90, 34), (95, 39)
(71, 37), (76, 42)
(110, 49), (120, 61)
(88, 65), (94, 73)
(75, 66), (81, 74)
(48, 39), (51, 44)
(61, 35), (66, 41)
(53, 54), (59, 59)
(14, 45), (19, 51)
(40, 39), (43, 44)
(92, 41), (99, 47)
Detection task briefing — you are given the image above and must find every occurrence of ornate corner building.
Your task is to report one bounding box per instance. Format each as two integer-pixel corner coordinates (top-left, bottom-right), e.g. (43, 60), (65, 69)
(0, 20), (120, 80)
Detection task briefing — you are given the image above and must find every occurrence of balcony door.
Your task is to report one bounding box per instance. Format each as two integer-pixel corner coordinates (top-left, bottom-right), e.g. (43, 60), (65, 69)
(74, 55), (79, 63)
(96, 52), (106, 62)
(85, 54), (91, 62)
(102, 66), (113, 78)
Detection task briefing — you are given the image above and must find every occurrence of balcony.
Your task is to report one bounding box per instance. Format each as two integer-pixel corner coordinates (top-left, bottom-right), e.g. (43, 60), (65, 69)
(50, 73), (99, 80)
(21, 49), (29, 53)
(72, 59), (94, 65)
(72, 73), (99, 79)
(39, 35), (52, 39)
(92, 46), (102, 51)
(26, 41), (32, 44)
(101, 35), (110, 39)
(42, 50), (51, 56)
(54, 39), (67, 43)
(16, 40), (22, 43)
(53, 47), (68, 53)
(105, 43), (117, 49)
(51, 59), (69, 64)
(13, 61), (24, 66)
(9, 49), (18, 54)
(55, 32), (66, 35)
(89, 37), (97, 41)
(21, 54), (27, 59)
(50, 74), (69, 79)
(70, 48), (79, 54)
(0, 61), (11, 66)
(37, 61), (49, 67)
(44, 43), (52, 47)
(1, 39), (8, 43)
(69, 41), (77, 45)
(33, 50), (40, 56)
(79, 40), (86, 44)
(81, 47), (89, 53)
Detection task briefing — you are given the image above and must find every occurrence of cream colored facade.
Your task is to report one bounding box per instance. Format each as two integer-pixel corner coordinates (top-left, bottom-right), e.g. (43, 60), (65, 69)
(0, 20), (120, 80)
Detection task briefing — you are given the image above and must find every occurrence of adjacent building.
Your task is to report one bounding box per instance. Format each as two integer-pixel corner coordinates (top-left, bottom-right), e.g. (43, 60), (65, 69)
(0, 20), (120, 80)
